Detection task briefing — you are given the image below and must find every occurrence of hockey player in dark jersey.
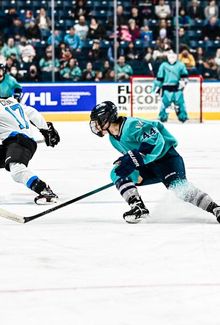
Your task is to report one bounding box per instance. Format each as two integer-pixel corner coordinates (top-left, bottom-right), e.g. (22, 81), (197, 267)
(90, 101), (220, 224)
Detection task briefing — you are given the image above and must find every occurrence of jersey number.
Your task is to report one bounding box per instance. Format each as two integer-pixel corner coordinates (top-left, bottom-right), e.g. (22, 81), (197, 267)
(5, 103), (29, 129)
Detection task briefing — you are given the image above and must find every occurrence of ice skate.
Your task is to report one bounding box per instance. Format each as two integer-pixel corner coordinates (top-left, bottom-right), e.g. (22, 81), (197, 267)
(34, 185), (58, 205)
(123, 196), (149, 224)
(213, 207), (220, 223)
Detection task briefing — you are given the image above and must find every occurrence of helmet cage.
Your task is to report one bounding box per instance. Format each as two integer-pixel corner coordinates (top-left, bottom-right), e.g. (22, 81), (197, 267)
(90, 101), (118, 137)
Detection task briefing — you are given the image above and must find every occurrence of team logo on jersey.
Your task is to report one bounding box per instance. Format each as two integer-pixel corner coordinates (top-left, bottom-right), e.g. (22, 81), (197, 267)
(136, 120), (144, 129)
(143, 127), (157, 139)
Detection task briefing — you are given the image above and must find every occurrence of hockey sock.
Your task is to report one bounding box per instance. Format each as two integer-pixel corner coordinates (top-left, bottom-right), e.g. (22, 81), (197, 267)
(170, 181), (215, 211)
(30, 178), (47, 194)
(115, 178), (140, 204)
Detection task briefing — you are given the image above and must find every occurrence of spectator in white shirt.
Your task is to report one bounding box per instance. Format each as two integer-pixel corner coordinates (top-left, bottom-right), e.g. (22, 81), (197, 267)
(155, 0), (171, 19)
(74, 15), (89, 41)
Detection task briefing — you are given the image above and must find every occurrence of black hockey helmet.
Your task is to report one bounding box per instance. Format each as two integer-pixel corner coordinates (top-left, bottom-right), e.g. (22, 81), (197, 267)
(90, 101), (118, 137)
(0, 63), (6, 73)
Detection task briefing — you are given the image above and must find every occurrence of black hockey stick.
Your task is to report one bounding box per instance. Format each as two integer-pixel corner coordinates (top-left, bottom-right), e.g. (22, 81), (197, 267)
(0, 182), (114, 223)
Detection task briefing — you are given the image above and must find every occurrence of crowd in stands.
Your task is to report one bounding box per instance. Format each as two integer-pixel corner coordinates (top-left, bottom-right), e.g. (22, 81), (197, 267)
(0, 0), (220, 82)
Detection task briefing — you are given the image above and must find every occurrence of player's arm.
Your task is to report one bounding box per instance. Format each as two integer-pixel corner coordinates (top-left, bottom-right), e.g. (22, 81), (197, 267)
(24, 105), (60, 147)
(178, 63), (189, 90)
(114, 123), (165, 178)
(11, 76), (22, 102)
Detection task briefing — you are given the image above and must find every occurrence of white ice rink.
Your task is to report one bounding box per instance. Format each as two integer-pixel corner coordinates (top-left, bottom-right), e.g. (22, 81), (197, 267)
(1, 121), (220, 325)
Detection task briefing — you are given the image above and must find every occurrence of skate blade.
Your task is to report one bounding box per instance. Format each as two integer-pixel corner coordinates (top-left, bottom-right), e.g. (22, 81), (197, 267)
(35, 197), (58, 205)
(124, 214), (149, 224)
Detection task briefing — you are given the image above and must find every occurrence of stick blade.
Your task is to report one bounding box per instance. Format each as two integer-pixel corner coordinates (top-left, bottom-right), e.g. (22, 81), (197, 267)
(0, 208), (25, 223)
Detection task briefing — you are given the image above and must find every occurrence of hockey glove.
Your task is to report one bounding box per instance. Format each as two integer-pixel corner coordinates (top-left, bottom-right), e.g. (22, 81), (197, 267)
(14, 88), (21, 103)
(178, 79), (188, 90)
(114, 150), (144, 178)
(40, 122), (60, 147)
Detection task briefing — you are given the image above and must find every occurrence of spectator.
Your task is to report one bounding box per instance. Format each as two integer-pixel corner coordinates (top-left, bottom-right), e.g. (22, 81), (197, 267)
(81, 62), (96, 81)
(141, 46), (155, 73)
(152, 38), (171, 72)
(74, 15), (89, 41)
(5, 55), (17, 72)
(47, 30), (63, 46)
(69, 0), (89, 20)
(203, 57), (218, 79)
(116, 5), (128, 27)
(128, 19), (140, 42)
(188, 0), (204, 20)
(155, 0), (171, 19)
(64, 27), (82, 52)
(6, 17), (26, 39)
(101, 60), (113, 79)
(107, 41), (125, 63)
(25, 21), (41, 42)
(125, 41), (140, 61)
(103, 69), (115, 81)
(23, 9), (35, 29)
(94, 70), (103, 82)
(59, 46), (74, 68)
(23, 64), (40, 82)
(19, 36), (36, 63)
(106, 5), (128, 31)
(178, 47), (196, 71)
(39, 46), (60, 81)
(119, 25), (132, 42)
(154, 18), (173, 40)
(178, 27), (190, 48)
(175, 7), (191, 29)
(129, 7), (143, 27)
(139, 1), (154, 22)
(202, 16), (220, 41)
(194, 46), (206, 75)
(87, 39), (107, 69)
(4, 7), (19, 35)
(1, 37), (20, 60)
(115, 55), (133, 81)
(204, 1), (219, 21)
(60, 58), (82, 81)
(87, 17), (106, 40)
(8, 65), (23, 82)
(139, 25), (153, 47)
(35, 8), (51, 40)
(214, 48), (220, 79)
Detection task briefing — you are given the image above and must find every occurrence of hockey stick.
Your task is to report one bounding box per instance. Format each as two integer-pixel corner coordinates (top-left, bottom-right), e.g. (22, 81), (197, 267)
(0, 182), (114, 224)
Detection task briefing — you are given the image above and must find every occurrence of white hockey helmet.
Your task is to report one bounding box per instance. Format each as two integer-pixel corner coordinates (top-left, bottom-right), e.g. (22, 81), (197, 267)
(167, 51), (177, 64)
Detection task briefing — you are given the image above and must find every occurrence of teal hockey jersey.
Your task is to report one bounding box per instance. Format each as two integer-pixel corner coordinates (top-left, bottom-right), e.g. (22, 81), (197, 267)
(0, 74), (22, 98)
(109, 117), (178, 165)
(153, 60), (188, 89)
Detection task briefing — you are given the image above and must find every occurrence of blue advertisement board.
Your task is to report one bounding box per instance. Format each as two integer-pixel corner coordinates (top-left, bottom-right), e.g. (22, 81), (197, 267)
(21, 83), (97, 112)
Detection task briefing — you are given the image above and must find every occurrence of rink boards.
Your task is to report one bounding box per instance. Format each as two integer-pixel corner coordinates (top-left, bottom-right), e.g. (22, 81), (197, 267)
(20, 81), (220, 121)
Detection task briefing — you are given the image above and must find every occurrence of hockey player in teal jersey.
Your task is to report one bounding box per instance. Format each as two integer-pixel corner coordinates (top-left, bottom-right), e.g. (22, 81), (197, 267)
(90, 101), (220, 224)
(0, 63), (22, 101)
(153, 51), (189, 123)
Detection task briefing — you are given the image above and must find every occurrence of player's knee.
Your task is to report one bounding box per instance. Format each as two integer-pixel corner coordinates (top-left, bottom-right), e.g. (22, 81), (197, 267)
(9, 162), (27, 183)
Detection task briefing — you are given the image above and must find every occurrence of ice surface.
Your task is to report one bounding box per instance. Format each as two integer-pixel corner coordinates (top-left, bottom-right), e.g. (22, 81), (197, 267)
(1, 121), (220, 325)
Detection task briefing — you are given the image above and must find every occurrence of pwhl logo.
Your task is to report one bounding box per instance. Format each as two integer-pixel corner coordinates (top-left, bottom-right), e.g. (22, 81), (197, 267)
(22, 92), (58, 106)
